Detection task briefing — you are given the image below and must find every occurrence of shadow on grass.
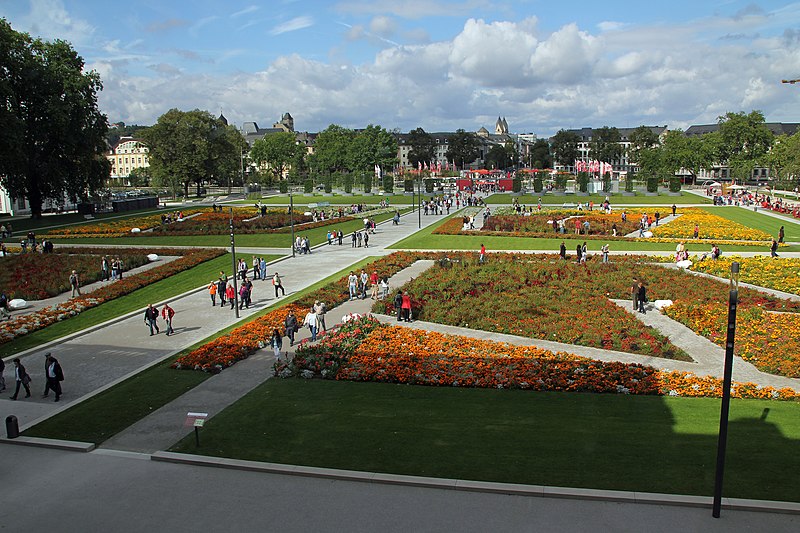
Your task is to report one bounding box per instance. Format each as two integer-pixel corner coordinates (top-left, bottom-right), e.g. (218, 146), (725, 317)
(171, 379), (800, 502)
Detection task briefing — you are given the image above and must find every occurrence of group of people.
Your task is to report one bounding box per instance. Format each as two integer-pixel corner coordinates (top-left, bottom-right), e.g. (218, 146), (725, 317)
(294, 235), (312, 254)
(347, 269), (389, 301)
(101, 256), (126, 282)
(207, 270), (285, 310)
(143, 302), (176, 336)
(2, 352), (65, 402)
(159, 211), (185, 224)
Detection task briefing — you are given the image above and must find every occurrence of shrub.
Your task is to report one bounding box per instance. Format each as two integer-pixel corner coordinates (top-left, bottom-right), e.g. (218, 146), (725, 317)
(404, 179), (414, 192)
(362, 173), (372, 194)
(382, 174), (394, 194)
(424, 179), (434, 193)
(279, 180), (288, 194)
(533, 173), (544, 193)
(324, 176), (333, 193)
(625, 172), (635, 192)
(577, 172), (589, 193)
(646, 176), (659, 193)
(304, 179), (313, 193)
(555, 173), (568, 190)
(602, 172), (612, 193)
(512, 177), (522, 193)
(669, 176), (681, 193)
(343, 174), (354, 194)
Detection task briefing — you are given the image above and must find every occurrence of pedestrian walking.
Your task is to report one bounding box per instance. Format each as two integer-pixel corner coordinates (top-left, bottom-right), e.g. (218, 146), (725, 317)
(270, 329), (283, 358)
(401, 291), (412, 322)
(393, 291), (403, 322)
(42, 353), (64, 402)
(359, 270), (369, 300)
(771, 238), (779, 258)
(217, 275), (227, 307)
(284, 310), (298, 346)
(637, 282), (647, 314)
(631, 277), (639, 311)
(69, 270), (81, 298)
(208, 281), (217, 306)
(226, 283), (236, 309)
(0, 291), (10, 321)
(0, 357), (5, 392)
(9, 358), (31, 400)
(364, 231), (369, 248)
(101, 256), (110, 281)
(161, 303), (175, 335)
(314, 300), (327, 332)
(778, 226), (785, 244)
(601, 243), (610, 263)
(273, 272), (285, 297)
(144, 304), (160, 335)
(348, 271), (358, 300)
(559, 241), (566, 260)
(303, 307), (319, 342)
(338, 230), (343, 245)
(479, 243), (486, 264)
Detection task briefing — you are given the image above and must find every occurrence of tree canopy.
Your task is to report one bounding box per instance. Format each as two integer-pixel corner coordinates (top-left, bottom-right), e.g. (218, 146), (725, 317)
(550, 129), (580, 168)
(0, 19), (110, 218)
(716, 110), (774, 180)
(143, 109), (246, 197)
(589, 126), (623, 164)
(407, 127), (435, 168)
(528, 139), (553, 169)
(250, 131), (301, 181)
(446, 129), (480, 169)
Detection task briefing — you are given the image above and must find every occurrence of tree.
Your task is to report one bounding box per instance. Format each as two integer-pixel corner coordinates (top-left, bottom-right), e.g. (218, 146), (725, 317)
(529, 139), (553, 169)
(717, 110), (774, 180)
(446, 129), (480, 169)
(765, 133), (800, 189)
(485, 144), (512, 170)
(106, 123), (149, 146)
(127, 167), (151, 188)
(550, 130), (580, 168)
(658, 129), (718, 185)
(310, 124), (354, 174)
(589, 126), (622, 167)
(407, 127), (435, 168)
(0, 19), (110, 218)
(628, 126), (660, 170)
(349, 124), (397, 172)
(144, 109), (242, 198)
(250, 131), (300, 181)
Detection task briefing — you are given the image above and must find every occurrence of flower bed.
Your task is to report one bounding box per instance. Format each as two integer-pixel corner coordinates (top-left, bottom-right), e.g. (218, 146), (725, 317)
(280, 318), (799, 400)
(42, 208), (208, 238)
(150, 209), (316, 235)
(173, 251), (429, 372)
(689, 255), (800, 296)
(651, 208), (773, 242)
(0, 247), (225, 346)
(0, 250), (149, 300)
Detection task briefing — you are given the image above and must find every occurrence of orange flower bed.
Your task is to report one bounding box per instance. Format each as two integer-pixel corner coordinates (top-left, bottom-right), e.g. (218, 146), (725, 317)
(327, 323), (799, 400)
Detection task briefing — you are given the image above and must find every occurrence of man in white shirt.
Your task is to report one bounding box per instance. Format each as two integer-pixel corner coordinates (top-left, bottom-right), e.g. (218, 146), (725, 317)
(303, 307), (319, 342)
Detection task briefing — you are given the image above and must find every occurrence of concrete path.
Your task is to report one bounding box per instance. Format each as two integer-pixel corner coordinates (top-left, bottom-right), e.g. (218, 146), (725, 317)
(0, 212), (450, 429)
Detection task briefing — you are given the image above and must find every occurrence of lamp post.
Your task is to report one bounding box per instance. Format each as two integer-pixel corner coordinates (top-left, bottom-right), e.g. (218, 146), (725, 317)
(289, 190), (295, 258)
(229, 208), (240, 319)
(712, 261), (740, 518)
(418, 175), (422, 228)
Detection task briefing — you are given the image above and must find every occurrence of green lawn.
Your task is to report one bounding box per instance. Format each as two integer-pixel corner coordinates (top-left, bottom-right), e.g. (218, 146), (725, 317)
(49, 209), (410, 248)
(235, 193), (414, 205)
(485, 192), (711, 205)
(171, 378), (800, 502)
(389, 215), (800, 252)
(22, 255), (383, 444)
(701, 206), (800, 242)
(0, 254), (279, 358)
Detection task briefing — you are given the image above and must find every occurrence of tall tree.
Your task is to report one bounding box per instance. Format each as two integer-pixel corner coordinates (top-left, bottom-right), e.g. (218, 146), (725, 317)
(765, 132), (800, 189)
(550, 129), (580, 168)
(657, 129), (718, 184)
(349, 124), (398, 171)
(717, 110), (774, 180)
(309, 124), (355, 174)
(143, 109), (240, 198)
(627, 126), (660, 167)
(446, 129), (480, 169)
(250, 131), (300, 181)
(529, 139), (553, 169)
(589, 126), (623, 165)
(407, 127), (435, 168)
(0, 19), (110, 218)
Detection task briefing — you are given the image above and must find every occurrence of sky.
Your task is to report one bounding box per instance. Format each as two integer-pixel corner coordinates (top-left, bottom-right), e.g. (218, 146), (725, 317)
(3, 0), (800, 137)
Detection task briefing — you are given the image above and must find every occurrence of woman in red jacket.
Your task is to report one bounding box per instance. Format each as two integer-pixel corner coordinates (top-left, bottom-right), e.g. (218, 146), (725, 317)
(401, 291), (412, 322)
(226, 283), (236, 310)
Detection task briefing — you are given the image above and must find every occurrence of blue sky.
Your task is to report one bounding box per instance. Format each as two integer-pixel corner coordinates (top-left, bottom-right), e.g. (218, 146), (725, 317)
(3, 0), (800, 136)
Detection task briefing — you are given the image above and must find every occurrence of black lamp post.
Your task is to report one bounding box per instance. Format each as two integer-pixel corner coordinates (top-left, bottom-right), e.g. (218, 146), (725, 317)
(712, 261), (739, 518)
(418, 176), (422, 228)
(229, 208), (240, 319)
(289, 190), (295, 258)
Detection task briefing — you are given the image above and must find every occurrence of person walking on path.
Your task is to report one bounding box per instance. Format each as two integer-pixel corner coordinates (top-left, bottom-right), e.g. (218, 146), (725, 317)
(144, 304), (160, 336)
(601, 243), (610, 263)
(337, 230), (343, 245)
(693, 224), (699, 239)
(351, 232), (357, 248)
(101, 256), (110, 282)
(580, 242), (588, 264)
(778, 226), (785, 244)
(370, 271), (380, 300)
(207, 281), (217, 306)
(239, 280), (250, 310)
(284, 310), (298, 346)
(576, 243), (583, 263)
(364, 231), (369, 248)
(559, 242), (566, 260)
(217, 274), (227, 308)
(272, 272), (285, 298)
(42, 353), (64, 402)
(0, 357), (5, 392)
(348, 271), (358, 300)
(401, 291), (412, 322)
(69, 270), (81, 298)
(259, 258), (267, 281)
(314, 300), (327, 333)
(9, 358), (31, 400)
(672, 204), (677, 216)
(270, 329), (283, 358)
(479, 243), (486, 264)
(359, 270), (369, 300)
(225, 283), (236, 310)
(161, 303), (175, 336)
(0, 292), (10, 321)
(303, 307), (319, 342)
(631, 277), (639, 311)
(637, 281), (647, 314)
(771, 238), (779, 258)
(394, 291), (403, 322)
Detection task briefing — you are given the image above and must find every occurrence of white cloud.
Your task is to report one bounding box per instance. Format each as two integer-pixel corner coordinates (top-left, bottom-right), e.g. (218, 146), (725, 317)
(270, 16), (314, 35)
(369, 15), (397, 37)
(231, 6), (259, 18)
(15, 0), (95, 45)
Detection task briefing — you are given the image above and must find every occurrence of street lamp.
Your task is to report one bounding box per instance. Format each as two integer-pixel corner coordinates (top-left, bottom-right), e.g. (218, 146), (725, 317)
(229, 208), (240, 319)
(289, 190), (295, 258)
(418, 175), (422, 228)
(712, 261), (739, 518)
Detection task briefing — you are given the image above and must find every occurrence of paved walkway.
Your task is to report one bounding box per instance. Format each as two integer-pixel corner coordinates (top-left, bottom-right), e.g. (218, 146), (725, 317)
(0, 212), (449, 429)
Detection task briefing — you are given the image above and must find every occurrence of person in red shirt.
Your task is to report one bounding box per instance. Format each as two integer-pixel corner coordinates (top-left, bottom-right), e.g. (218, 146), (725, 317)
(401, 291), (412, 322)
(370, 271), (379, 300)
(226, 283), (236, 310)
(161, 303), (175, 336)
(479, 244), (486, 264)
